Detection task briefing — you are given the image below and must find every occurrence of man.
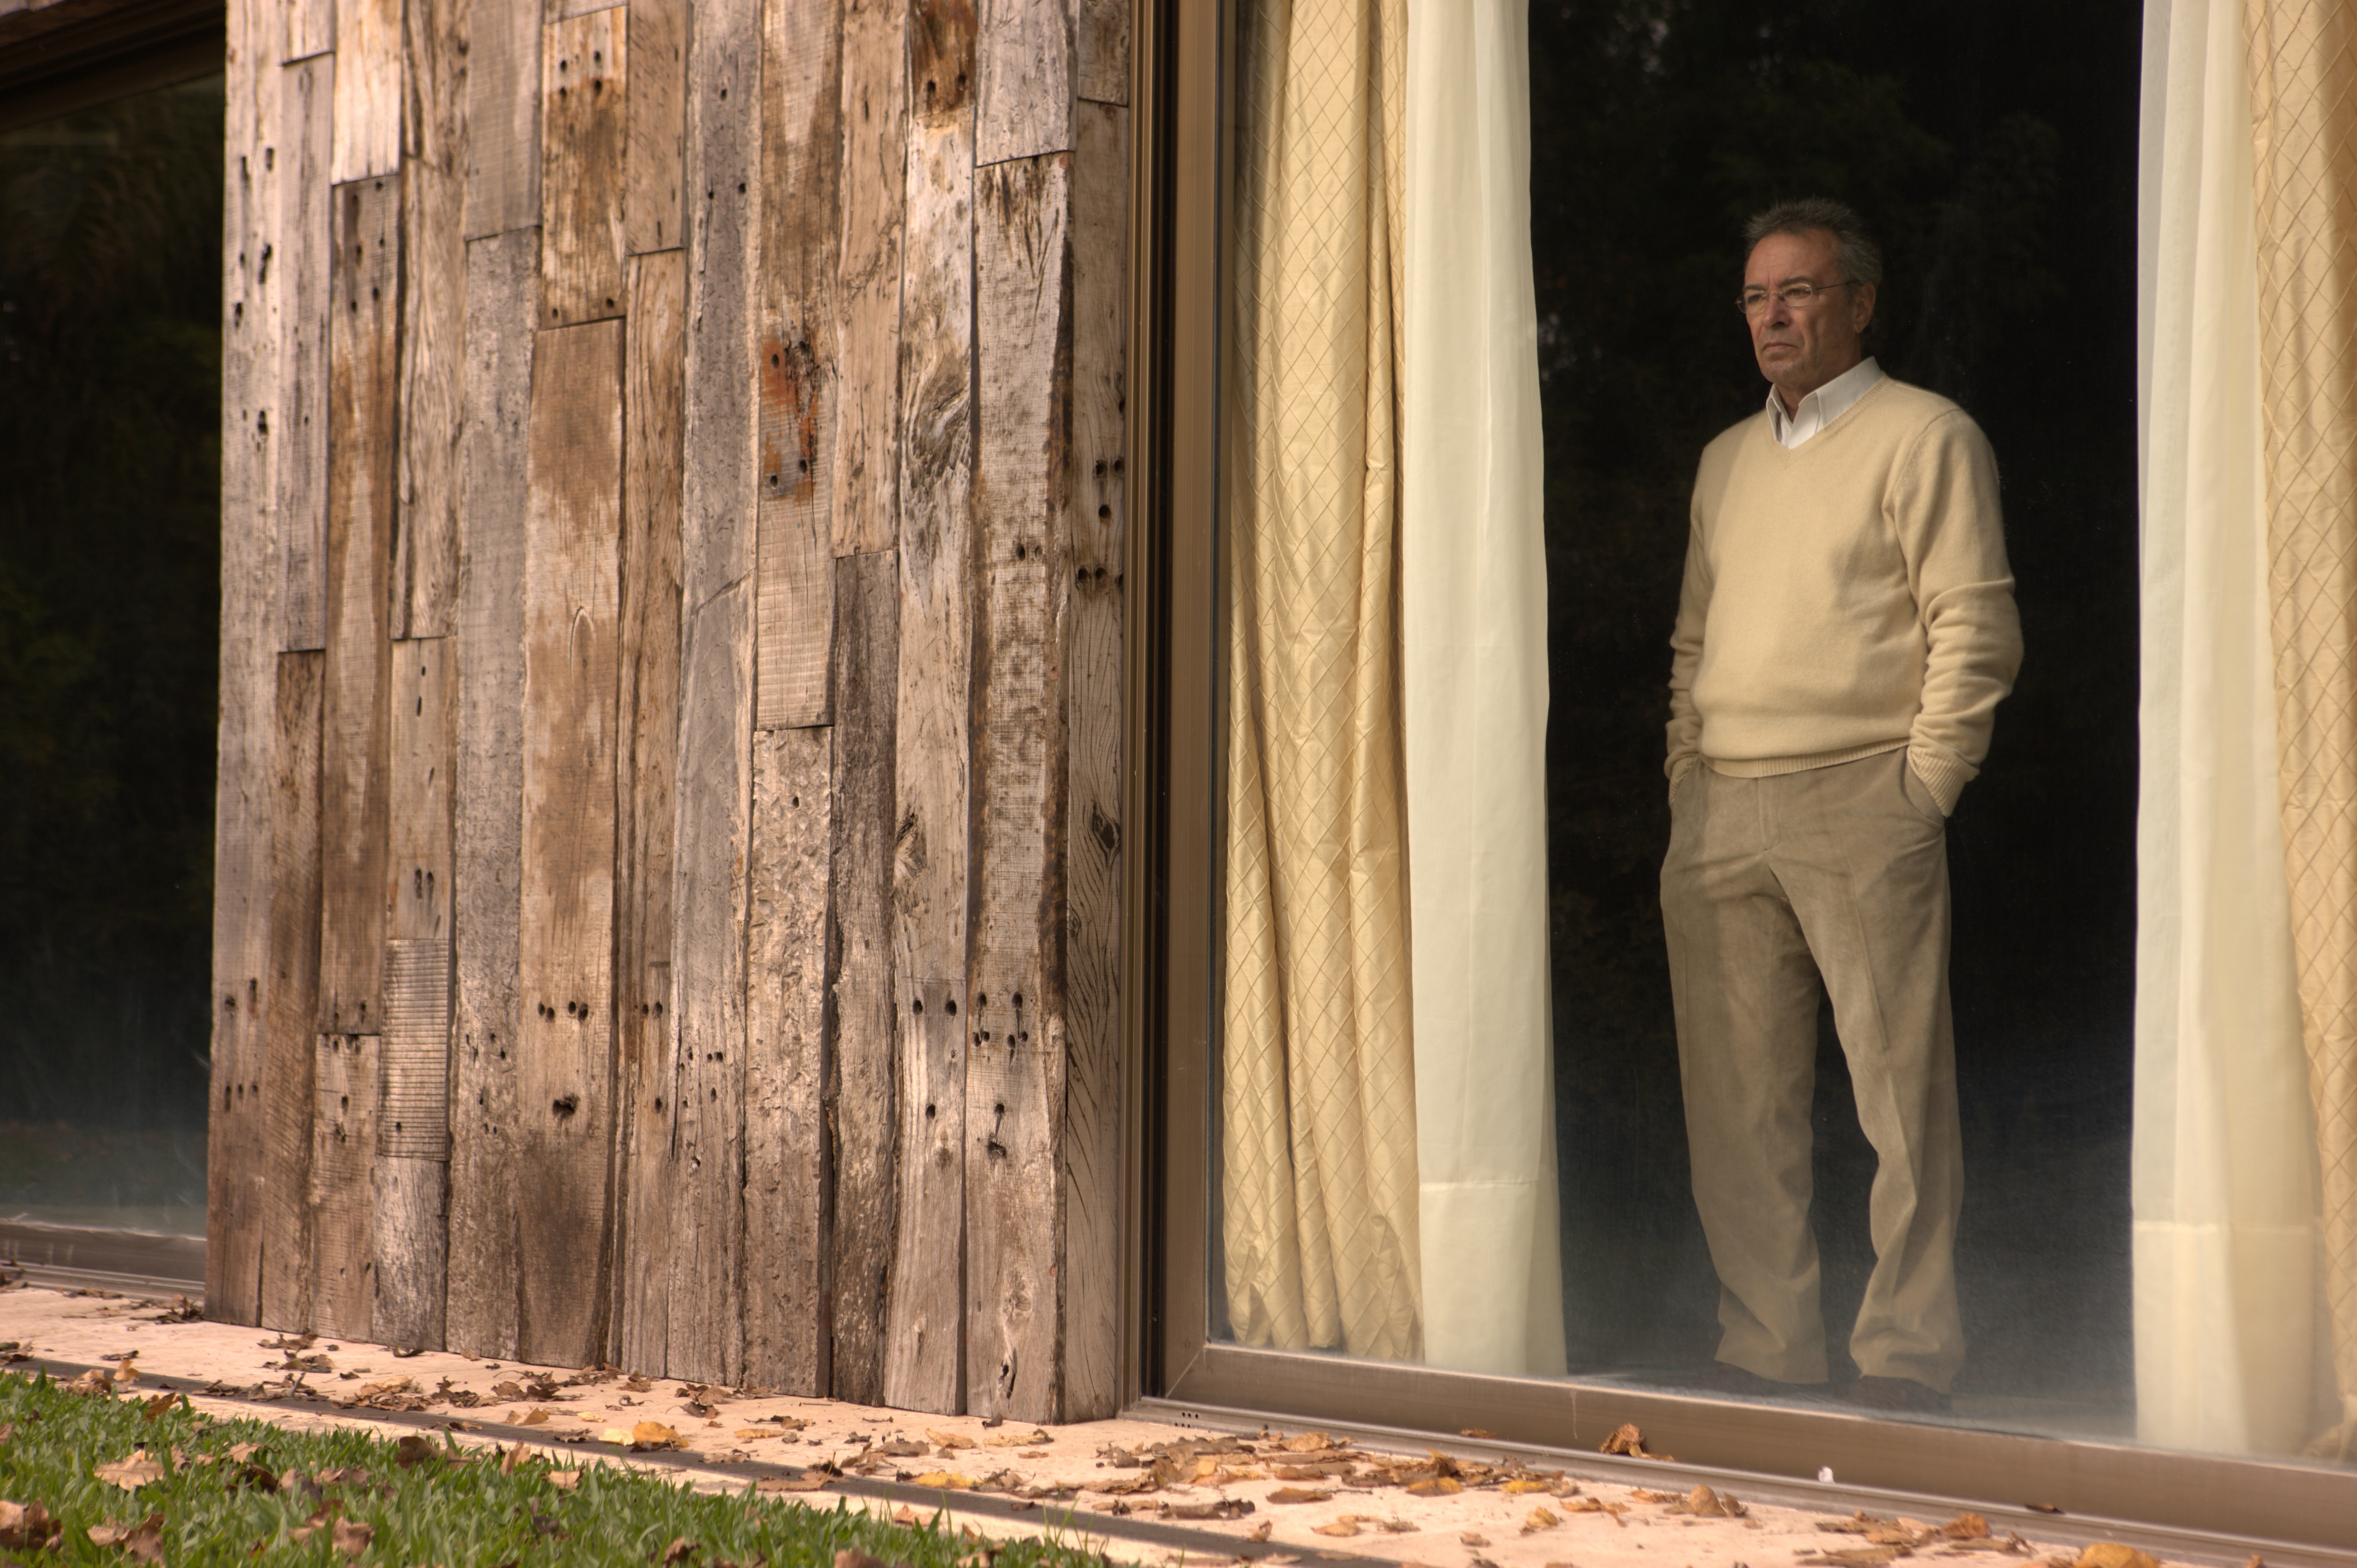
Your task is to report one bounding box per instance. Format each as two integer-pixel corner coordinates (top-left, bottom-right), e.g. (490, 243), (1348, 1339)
(1660, 198), (2021, 1413)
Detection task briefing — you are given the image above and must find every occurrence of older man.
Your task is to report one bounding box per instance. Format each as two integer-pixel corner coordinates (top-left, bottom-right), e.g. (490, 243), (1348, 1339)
(1660, 198), (2022, 1413)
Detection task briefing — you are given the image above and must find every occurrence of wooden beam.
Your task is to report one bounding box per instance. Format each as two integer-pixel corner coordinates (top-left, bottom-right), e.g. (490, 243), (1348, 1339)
(542, 5), (630, 325)
(613, 247), (686, 1376)
(746, 727), (831, 1393)
(208, 0), (283, 1327)
(463, 0), (541, 239)
(884, 0), (977, 1416)
(1077, 0), (1128, 106)
(282, 0), (330, 63)
(668, 0), (761, 1387)
(260, 650), (325, 1332)
(1061, 98), (1128, 1420)
(319, 174), (398, 1039)
(311, 1031), (379, 1337)
(966, 149), (1071, 1423)
(828, 547), (899, 1404)
(376, 637), (455, 1351)
(624, 0), (685, 254)
(974, 0), (1071, 165)
(516, 317), (626, 1371)
(447, 228), (538, 1360)
(277, 54), (332, 653)
(753, 0), (840, 731)
(393, 0), (468, 639)
(332, 0), (402, 182)
(831, 0), (908, 557)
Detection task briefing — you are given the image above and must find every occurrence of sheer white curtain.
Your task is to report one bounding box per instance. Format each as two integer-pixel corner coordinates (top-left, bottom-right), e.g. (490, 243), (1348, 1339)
(2133, 0), (2329, 1455)
(1401, 0), (1565, 1376)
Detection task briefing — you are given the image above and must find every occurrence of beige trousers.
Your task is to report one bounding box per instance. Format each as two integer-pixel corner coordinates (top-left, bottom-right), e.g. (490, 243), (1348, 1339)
(1660, 748), (1966, 1391)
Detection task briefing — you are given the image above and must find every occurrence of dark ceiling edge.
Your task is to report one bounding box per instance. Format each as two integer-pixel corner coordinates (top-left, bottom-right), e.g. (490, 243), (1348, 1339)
(0, 0), (224, 134)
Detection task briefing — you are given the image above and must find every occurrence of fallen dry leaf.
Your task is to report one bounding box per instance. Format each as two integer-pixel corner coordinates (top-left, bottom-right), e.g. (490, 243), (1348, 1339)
(736, 1428), (782, 1441)
(1460, 1533), (1492, 1547)
(1, 1501), (63, 1550)
(1503, 1478), (1553, 1495)
(1162, 1499), (1256, 1522)
(2075, 1547), (2158, 1568)
(1810, 1549), (1907, 1567)
(982, 1428), (1052, 1448)
(1313, 1518), (1362, 1538)
(1404, 1476), (1462, 1497)
(1278, 1432), (1339, 1453)
(140, 1392), (177, 1421)
(1942, 1514), (1992, 1541)
(1523, 1509), (1561, 1533)
(1247, 1521), (1273, 1543)
(89, 1512), (166, 1564)
(1268, 1487), (1335, 1504)
(518, 1408), (556, 1427)
(1598, 1422), (1671, 1460)
(547, 1471), (583, 1490)
(631, 1421), (686, 1451)
(332, 1517), (374, 1556)
(94, 1453), (165, 1490)
(927, 1429), (975, 1451)
(891, 1506), (922, 1527)
(659, 1536), (698, 1563)
(757, 1474), (830, 1494)
(909, 1472), (973, 1490)
(394, 1434), (440, 1467)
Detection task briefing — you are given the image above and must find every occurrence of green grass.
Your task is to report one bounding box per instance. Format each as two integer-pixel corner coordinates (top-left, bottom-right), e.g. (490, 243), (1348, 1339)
(0, 1372), (1125, 1567)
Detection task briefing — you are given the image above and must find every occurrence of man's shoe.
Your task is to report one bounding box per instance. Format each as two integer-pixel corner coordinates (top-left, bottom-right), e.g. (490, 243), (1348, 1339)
(1846, 1375), (1951, 1414)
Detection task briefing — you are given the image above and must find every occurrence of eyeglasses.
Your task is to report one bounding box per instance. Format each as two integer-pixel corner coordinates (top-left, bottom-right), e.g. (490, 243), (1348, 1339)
(1736, 280), (1858, 316)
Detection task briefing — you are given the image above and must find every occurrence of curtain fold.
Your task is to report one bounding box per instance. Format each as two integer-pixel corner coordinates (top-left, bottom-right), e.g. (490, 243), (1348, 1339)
(1400, 0), (1565, 1377)
(2133, 0), (2328, 1456)
(2242, 0), (2357, 1460)
(1221, 0), (1423, 1361)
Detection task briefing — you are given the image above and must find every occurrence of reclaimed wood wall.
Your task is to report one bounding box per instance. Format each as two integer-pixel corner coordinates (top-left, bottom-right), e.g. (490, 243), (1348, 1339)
(207, 0), (1131, 1423)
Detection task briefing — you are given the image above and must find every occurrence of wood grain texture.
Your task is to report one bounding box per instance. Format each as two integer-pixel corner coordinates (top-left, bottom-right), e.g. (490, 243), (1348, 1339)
(754, 0), (840, 729)
(282, 0), (331, 62)
(975, 0), (1070, 165)
(260, 651), (325, 1331)
(311, 1031), (379, 1339)
(542, 6), (630, 324)
(885, 19), (977, 1408)
(966, 151), (1071, 1422)
(668, 0), (761, 1387)
(277, 54), (333, 652)
(886, 976), (965, 1411)
(318, 175), (399, 1038)
(1060, 99), (1126, 1420)
(209, 0), (283, 1326)
(831, 0), (908, 556)
(517, 318), (626, 1371)
(463, 0), (541, 238)
(1076, 0), (1127, 105)
(446, 229), (538, 1359)
(613, 249), (686, 1376)
(332, 0), (402, 181)
(745, 726), (831, 1393)
(624, 0), (685, 253)
(827, 548), (898, 1403)
(547, 0), (626, 15)
(393, 0), (468, 639)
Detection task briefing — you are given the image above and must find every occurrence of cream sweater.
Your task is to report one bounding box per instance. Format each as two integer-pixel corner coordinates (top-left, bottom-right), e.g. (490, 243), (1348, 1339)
(1666, 376), (2022, 814)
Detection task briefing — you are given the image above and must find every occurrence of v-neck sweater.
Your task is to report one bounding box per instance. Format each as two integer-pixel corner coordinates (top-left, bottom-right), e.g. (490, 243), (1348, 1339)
(1665, 375), (2022, 813)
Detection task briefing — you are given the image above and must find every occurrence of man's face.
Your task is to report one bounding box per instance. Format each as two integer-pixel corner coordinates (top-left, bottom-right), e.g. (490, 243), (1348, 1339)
(1744, 228), (1876, 406)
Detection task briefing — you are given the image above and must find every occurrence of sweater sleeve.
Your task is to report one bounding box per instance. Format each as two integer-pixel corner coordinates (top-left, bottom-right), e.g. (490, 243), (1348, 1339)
(1665, 505), (1713, 794)
(1891, 410), (2022, 812)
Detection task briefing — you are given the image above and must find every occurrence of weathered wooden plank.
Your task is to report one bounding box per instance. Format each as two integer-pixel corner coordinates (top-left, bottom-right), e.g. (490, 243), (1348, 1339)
(318, 174), (399, 1038)
(745, 727), (831, 1393)
(613, 248), (686, 1375)
(754, 0), (840, 729)
(668, 0), (761, 1387)
(975, 0), (1071, 166)
(463, 0), (541, 238)
(966, 150), (1071, 1422)
(542, 6), (630, 325)
(624, 0), (686, 254)
(885, 17), (977, 1410)
(517, 317), (626, 1371)
(447, 228), (538, 1359)
(548, 0), (626, 15)
(1061, 99), (1127, 1420)
(831, 0), (909, 556)
(260, 650), (325, 1331)
(393, 0), (469, 639)
(887, 976), (966, 1410)
(828, 548), (899, 1403)
(311, 1031), (379, 1339)
(209, 0), (283, 1327)
(277, 54), (333, 652)
(1077, 0), (1128, 105)
(282, 0), (331, 62)
(332, 0), (402, 181)
(374, 637), (453, 1349)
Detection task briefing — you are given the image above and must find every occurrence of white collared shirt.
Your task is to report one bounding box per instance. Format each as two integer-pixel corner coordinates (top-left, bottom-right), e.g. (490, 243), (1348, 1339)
(1766, 355), (1884, 450)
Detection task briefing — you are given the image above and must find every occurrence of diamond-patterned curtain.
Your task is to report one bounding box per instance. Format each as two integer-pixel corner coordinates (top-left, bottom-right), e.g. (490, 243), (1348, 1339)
(1220, 0), (1422, 1360)
(2245, 0), (2357, 1459)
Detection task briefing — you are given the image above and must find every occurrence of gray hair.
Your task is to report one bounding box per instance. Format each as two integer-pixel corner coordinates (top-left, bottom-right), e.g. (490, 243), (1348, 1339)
(1743, 198), (1884, 290)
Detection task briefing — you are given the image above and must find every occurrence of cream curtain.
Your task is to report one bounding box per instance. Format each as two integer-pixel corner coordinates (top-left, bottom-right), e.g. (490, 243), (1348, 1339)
(2133, 0), (2329, 1456)
(2244, 0), (2357, 1460)
(1400, 0), (1566, 1377)
(1221, 0), (1423, 1361)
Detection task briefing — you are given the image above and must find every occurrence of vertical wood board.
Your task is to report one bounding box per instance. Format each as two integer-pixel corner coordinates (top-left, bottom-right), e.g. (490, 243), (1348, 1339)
(282, 0), (332, 63)
(464, 0), (542, 237)
(830, 0), (908, 556)
(277, 54), (334, 652)
(311, 1032), (379, 1339)
(886, 977), (967, 1412)
(625, 0), (687, 253)
(332, 0), (402, 181)
(542, 6), (630, 324)
(394, 0), (470, 638)
(1077, 0), (1128, 105)
(974, 0), (1072, 165)
(261, 650), (326, 1331)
